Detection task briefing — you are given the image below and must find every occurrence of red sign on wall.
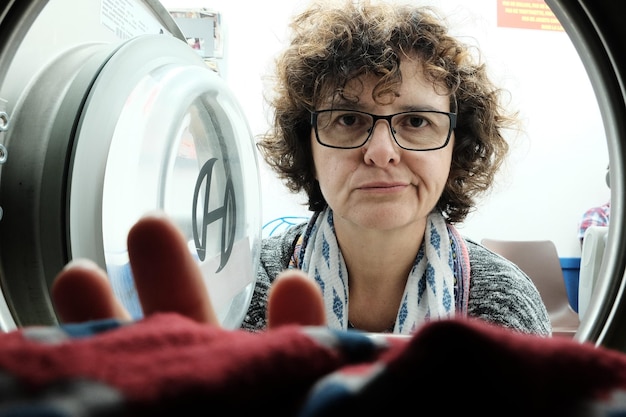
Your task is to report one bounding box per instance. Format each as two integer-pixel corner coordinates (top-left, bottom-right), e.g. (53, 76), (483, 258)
(497, 0), (564, 32)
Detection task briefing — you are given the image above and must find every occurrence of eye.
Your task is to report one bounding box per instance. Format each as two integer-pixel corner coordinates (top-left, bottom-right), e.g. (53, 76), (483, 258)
(338, 113), (358, 127)
(405, 113), (428, 128)
(336, 112), (369, 128)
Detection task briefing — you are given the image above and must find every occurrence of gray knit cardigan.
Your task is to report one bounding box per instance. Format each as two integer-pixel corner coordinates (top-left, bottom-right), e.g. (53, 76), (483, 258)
(241, 223), (552, 336)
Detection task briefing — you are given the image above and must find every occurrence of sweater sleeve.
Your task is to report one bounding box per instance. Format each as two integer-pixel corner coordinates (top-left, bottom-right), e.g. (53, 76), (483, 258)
(466, 239), (553, 336)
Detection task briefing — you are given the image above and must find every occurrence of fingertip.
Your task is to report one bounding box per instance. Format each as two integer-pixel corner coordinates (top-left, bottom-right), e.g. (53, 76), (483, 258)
(52, 259), (131, 323)
(51, 259), (103, 304)
(127, 212), (219, 325)
(267, 270), (326, 328)
(128, 211), (176, 243)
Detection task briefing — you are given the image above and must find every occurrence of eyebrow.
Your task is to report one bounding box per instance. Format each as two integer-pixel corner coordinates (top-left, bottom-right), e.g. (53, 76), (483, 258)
(395, 104), (448, 112)
(319, 102), (450, 113)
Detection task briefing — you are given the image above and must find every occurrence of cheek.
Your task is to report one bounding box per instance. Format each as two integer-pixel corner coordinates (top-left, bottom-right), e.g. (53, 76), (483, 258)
(314, 154), (337, 185)
(437, 156), (453, 192)
(411, 150), (453, 188)
(310, 135), (319, 180)
(313, 148), (358, 191)
(311, 137), (345, 179)
(436, 141), (454, 176)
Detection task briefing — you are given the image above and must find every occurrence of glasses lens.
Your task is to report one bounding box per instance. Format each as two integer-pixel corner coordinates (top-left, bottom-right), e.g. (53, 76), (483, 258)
(391, 111), (451, 150)
(315, 110), (373, 148)
(314, 110), (452, 150)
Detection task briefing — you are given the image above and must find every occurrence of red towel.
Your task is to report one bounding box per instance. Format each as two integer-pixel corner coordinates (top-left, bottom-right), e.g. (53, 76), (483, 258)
(0, 313), (625, 416)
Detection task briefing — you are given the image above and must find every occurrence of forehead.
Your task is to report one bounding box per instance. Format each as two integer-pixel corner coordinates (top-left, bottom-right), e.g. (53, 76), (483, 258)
(326, 58), (450, 110)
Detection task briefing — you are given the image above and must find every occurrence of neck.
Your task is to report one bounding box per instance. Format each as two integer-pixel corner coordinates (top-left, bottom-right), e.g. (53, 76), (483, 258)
(334, 218), (426, 332)
(335, 218), (425, 282)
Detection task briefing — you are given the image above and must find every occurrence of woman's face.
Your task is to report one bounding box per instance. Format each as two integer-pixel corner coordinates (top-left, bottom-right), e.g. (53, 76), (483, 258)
(311, 59), (455, 233)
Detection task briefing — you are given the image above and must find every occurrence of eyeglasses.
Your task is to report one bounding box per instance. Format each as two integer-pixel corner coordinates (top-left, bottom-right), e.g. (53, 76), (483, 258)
(310, 108), (457, 151)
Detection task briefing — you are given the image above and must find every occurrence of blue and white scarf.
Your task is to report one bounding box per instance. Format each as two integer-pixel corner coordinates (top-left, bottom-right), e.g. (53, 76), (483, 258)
(290, 208), (470, 335)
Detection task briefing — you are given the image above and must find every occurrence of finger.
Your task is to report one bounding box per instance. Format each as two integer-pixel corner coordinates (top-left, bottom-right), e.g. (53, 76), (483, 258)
(267, 269), (326, 328)
(51, 259), (131, 323)
(127, 212), (219, 325)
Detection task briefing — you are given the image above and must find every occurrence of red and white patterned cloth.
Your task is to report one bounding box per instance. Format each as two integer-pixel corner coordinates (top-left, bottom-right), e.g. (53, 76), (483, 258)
(578, 201), (610, 241)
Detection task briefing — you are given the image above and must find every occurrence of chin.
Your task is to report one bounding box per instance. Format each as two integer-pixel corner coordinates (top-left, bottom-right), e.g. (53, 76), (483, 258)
(349, 210), (419, 232)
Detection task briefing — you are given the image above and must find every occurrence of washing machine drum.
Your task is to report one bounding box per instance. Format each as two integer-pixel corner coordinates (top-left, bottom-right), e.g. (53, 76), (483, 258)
(0, 2), (261, 330)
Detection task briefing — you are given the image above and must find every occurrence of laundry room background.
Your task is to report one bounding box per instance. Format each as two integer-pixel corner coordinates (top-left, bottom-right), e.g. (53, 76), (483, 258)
(159, 0), (609, 260)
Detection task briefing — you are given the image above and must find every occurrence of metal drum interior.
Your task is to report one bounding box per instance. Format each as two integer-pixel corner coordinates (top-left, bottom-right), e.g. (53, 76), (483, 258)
(1, 0), (626, 351)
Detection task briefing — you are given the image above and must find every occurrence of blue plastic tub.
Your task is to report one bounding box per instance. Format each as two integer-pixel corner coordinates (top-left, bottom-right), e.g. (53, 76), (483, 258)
(560, 257), (581, 313)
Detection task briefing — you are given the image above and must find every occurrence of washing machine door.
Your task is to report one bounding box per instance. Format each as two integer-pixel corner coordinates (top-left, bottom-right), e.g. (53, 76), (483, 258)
(0, 0), (261, 330)
(546, 0), (626, 351)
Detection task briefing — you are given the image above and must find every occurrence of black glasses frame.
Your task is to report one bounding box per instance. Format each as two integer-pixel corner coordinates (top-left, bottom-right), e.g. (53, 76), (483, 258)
(310, 108), (457, 151)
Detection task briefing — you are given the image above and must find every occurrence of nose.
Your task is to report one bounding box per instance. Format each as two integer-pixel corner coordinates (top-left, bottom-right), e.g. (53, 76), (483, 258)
(362, 119), (401, 166)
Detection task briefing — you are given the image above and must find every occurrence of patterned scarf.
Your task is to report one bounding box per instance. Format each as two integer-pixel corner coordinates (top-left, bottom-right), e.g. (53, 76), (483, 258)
(289, 208), (470, 335)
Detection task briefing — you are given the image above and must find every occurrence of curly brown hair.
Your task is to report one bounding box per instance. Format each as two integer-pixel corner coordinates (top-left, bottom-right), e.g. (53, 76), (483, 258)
(256, 0), (516, 223)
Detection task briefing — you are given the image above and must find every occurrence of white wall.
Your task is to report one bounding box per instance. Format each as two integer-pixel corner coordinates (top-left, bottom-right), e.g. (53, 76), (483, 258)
(159, 0), (609, 258)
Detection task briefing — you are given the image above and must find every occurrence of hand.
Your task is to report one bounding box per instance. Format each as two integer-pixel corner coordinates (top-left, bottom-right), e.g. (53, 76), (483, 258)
(51, 212), (326, 329)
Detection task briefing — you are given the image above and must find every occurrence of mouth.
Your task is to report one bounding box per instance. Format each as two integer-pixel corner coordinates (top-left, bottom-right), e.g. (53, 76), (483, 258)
(358, 182), (408, 192)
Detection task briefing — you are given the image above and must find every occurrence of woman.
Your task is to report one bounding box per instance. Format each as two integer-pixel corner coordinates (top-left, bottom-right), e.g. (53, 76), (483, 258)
(53, 0), (551, 336)
(243, 0), (550, 335)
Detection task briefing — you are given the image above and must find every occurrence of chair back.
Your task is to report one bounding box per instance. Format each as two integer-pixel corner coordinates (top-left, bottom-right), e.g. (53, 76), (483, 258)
(480, 238), (580, 337)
